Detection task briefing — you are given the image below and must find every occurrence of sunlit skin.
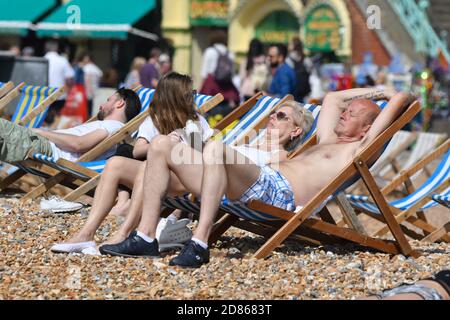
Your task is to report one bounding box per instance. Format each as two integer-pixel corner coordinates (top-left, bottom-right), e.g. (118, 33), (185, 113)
(57, 104), (303, 247)
(133, 88), (413, 249)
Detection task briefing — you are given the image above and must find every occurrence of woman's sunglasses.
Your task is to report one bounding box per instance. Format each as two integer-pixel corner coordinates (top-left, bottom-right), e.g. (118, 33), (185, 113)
(269, 110), (291, 122)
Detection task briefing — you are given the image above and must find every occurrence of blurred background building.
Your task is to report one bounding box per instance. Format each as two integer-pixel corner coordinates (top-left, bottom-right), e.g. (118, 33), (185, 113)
(0, 0), (449, 131)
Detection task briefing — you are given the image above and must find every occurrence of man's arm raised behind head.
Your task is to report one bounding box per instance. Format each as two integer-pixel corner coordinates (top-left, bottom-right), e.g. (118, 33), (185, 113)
(316, 87), (397, 144)
(358, 92), (415, 150)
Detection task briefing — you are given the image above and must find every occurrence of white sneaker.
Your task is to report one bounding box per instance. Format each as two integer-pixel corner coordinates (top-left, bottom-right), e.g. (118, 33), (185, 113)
(156, 218), (192, 251)
(40, 196), (84, 213)
(50, 241), (96, 253)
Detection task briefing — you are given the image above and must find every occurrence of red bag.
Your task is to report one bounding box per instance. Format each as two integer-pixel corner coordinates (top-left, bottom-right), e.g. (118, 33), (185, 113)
(61, 83), (88, 125)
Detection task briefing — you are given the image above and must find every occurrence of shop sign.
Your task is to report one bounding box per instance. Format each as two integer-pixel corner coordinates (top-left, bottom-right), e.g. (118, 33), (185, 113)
(190, 0), (229, 27)
(255, 11), (300, 44)
(304, 4), (342, 51)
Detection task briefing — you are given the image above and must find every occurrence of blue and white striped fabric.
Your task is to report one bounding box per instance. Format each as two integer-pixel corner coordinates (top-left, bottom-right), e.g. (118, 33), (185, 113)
(162, 193), (287, 222)
(347, 151), (450, 214)
(30, 153), (104, 179)
(221, 96), (281, 145)
(136, 87), (155, 112)
(194, 93), (213, 109)
(431, 188), (450, 208)
(137, 87), (214, 113)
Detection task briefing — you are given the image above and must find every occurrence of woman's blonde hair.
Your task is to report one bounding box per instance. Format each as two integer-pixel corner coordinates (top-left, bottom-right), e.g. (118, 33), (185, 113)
(149, 72), (198, 135)
(275, 100), (314, 151)
(131, 56), (146, 72)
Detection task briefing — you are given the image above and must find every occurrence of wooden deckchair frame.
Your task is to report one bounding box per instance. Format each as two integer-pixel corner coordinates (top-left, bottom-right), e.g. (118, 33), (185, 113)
(342, 139), (450, 243)
(0, 81), (15, 101)
(208, 100), (422, 259)
(17, 91), (224, 202)
(0, 82), (26, 115)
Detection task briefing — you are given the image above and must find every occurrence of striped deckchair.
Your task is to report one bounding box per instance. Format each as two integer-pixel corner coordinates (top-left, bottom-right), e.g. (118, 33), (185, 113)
(163, 99), (422, 258)
(397, 131), (447, 177)
(432, 193), (450, 208)
(16, 90), (224, 202)
(161, 100), (387, 237)
(0, 84), (64, 125)
(345, 139), (450, 243)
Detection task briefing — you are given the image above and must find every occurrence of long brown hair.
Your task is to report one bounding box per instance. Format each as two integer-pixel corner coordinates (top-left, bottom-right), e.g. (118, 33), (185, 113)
(148, 72), (199, 135)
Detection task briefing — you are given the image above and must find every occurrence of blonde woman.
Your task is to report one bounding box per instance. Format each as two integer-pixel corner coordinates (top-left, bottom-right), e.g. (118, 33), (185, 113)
(124, 56), (146, 89)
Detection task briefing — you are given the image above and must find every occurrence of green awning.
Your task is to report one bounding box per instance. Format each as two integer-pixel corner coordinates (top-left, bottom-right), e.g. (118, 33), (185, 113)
(36, 0), (158, 40)
(0, 0), (56, 36)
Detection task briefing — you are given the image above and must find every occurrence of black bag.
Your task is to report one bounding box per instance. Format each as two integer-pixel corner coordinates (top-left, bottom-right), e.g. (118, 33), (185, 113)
(214, 48), (233, 85)
(293, 59), (311, 101)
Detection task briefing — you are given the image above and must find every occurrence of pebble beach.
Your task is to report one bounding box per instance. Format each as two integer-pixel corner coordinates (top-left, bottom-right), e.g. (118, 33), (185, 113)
(0, 195), (448, 300)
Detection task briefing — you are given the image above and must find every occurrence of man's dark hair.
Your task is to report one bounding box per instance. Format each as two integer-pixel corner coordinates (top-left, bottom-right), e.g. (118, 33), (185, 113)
(116, 88), (141, 122)
(45, 40), (59, 53)
(209, 30), (228, 46)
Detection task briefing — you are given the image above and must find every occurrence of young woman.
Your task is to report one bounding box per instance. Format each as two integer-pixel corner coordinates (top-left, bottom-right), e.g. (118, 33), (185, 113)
(51, 72), (213, 253)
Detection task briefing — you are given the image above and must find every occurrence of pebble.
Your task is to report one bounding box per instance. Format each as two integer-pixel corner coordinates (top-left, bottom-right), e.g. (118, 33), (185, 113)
(0, 196), (448, 299)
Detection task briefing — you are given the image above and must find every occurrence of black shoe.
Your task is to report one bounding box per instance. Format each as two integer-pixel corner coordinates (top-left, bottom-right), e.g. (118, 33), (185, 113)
(99, 231), (160, 258)
(169, 240), (210, 268)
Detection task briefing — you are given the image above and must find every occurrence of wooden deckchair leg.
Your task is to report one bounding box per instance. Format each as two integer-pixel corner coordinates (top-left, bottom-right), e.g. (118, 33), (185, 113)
(354, 158), (415, 256)
(20, 172), (66, 203)
(64, 174), (100, 202)
(316, 206), (336, 225)
(335, 193), (367, 235)
(0, 169), (27, 192)
(209, 213), (239, 245)
(421, 222), (450, 243)
(406, 217), (450, 242)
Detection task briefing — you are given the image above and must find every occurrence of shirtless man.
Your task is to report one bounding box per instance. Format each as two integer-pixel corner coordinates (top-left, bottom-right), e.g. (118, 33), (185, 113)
(100, 87), (415, 268)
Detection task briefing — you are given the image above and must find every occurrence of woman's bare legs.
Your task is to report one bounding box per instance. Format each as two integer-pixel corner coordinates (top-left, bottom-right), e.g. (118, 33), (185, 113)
(109, 190), (131, 217)
(136, 136), (205, 238)
(62, 156), (143, 243)
(102, 154), (188, 245)
(193, 140), (261, 243)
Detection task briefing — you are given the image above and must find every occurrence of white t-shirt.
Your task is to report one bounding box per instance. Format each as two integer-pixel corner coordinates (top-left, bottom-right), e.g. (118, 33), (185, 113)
(50, 120), (124, 162)
(45, 51), (75, 99)
(83, 62), (103, 100)
(137, 114), (214, 143)
(201, 44), (235, 80)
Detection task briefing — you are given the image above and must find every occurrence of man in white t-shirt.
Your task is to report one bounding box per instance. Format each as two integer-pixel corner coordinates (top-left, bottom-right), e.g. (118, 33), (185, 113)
(0, 88), (141, 163)
(44, 41), (75, 125)
(79, 52), (103, 117)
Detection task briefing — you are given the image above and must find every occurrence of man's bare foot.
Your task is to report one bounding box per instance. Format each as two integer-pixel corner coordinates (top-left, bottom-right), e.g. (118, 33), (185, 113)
(109, 199), (131, 217)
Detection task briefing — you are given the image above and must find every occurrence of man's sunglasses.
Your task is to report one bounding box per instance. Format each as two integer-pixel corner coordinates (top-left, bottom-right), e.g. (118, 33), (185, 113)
(269, 110), (291, 122)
